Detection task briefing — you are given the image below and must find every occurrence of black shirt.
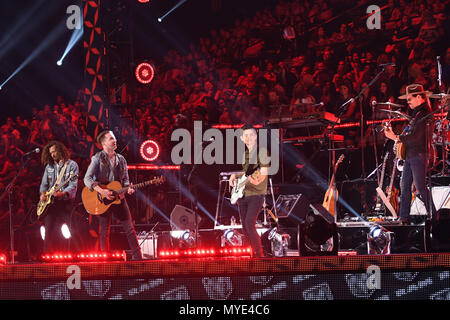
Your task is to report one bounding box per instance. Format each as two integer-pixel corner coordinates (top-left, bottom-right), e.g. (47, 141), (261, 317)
(398, 102), (433, 158)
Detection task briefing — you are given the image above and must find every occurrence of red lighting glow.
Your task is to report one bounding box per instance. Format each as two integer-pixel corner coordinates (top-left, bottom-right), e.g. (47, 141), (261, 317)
(40, 251), (126, 262)
(158, 246), (252, 259)
(139, 140), (160, 162)
(127, 164), (180, 170)
(0, 253), (6, 264)
(135, 62), (155, 84)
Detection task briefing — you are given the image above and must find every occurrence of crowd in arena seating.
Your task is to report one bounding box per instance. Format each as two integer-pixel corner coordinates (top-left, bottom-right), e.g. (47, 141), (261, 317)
(0, 0), (448, 229)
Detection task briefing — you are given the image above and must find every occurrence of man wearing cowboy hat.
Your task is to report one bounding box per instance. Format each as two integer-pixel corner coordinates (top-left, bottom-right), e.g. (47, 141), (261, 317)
(384, 84), (435, 224)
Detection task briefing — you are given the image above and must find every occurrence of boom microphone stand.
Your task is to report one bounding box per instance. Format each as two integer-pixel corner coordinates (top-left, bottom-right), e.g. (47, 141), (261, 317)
(0, 154), (33, 264)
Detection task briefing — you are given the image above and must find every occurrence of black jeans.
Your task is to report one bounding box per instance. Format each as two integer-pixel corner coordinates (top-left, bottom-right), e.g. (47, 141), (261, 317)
(97, 199), (142, 260)
(237, 195), (265, 257)
(43, 199), (71, 252)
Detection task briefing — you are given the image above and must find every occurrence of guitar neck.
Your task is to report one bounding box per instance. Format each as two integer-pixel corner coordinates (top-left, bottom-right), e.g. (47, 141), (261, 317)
(117, 180), (156, 194)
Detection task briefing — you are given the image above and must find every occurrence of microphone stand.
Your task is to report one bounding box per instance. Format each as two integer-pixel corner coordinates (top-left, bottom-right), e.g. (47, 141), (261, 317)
(338, 66), (388, 179)
(0, 155), (32, 264)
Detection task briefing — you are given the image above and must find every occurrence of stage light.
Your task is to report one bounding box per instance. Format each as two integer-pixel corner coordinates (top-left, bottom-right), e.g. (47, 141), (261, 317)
(221, 229), (243, 247)
(57, 24), (83, 67)
(157, 0), (188, 22)
(0, 253), (6, 264)
(139, 139), (160, 161)
(170, 229), (196, 248)
(138, 0), (150, 3)
(61, 224), (71, 239)
(159, 246), (252, 259)
(40, 225), (46, 240)
(40, 251), (126, 262)
(267, 227), (290, 257)
(135, 62), (155, 84)
(367, 225), (392, 254)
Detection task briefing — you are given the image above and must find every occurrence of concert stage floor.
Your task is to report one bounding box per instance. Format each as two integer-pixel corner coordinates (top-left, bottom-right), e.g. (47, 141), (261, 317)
(1, 252), (449, 300)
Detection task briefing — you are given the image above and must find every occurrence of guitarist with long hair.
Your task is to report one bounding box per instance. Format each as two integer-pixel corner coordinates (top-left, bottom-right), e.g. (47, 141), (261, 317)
(384, 84), (436, 224)
(83, 130), (142, 260)
(39, 141), (79, 252)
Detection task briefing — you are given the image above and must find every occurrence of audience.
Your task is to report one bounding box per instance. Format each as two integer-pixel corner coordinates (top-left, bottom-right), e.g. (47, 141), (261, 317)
(0, 0), (448, 229)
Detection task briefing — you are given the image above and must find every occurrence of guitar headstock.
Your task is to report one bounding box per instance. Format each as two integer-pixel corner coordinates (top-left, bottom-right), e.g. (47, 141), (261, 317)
(151, 175), (166, 185)
(336, 154), (345, 166)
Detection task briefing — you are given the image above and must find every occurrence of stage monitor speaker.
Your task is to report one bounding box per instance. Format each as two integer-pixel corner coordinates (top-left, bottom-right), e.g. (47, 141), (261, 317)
(275, 194), (310, 225)
(169, 205), (200, 231)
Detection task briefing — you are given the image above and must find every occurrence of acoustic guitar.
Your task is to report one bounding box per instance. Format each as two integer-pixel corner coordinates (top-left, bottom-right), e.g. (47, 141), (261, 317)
(82, 176), (165, 215)
(322, 154), (344, 216)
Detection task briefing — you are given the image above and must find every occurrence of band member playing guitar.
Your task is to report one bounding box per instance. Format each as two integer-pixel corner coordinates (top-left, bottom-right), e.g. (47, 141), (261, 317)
(229, 124), (270, 258)
(83, 130), (142, 260)
(39, 141), (79, 252)
(384, 84), (436, 224)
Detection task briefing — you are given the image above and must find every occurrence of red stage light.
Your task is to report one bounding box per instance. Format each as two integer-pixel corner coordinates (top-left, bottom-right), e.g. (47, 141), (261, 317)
(0, 253), (6, 264)
(40, 251), (126, 262)
(135, 62), (155, 84)
(139, 140), (160, 162)
(127, 164), (180, 170)
(138, 0), (150, 3)
(158, 246), (252, 259)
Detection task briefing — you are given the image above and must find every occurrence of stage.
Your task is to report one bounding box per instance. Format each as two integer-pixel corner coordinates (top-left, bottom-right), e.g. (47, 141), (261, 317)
(1, 252), (449, 300)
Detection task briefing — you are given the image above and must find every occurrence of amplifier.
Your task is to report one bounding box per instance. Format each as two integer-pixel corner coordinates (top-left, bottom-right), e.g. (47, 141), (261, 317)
(137, 231), (158, 259)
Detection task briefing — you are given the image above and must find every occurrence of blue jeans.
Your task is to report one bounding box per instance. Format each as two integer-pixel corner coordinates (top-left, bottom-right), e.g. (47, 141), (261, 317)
(399, 153), (433, 219)
(237, 195), (265, 257)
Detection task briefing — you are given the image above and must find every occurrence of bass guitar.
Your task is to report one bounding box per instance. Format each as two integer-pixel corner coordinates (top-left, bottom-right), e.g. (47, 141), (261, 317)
(82, 176), (165, 215)
(322, 154), (344, 216)
(37, 172), (78, 220)
(230, 170), (261, 205)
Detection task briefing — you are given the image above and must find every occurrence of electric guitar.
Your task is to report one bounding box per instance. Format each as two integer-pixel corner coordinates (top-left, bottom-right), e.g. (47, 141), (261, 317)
(81, 176), (165, 215)
(322, 154), (344, 216)
(37, 172), (78, 220)
(230, 170), (261, 205)
(374, 152), (389, 212)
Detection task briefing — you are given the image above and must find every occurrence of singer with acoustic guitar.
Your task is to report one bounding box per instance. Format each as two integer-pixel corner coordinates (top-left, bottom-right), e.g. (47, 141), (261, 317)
(384, 84), (436, 224)
(83, 130), (142, 260)
(39, 141), (79, 253)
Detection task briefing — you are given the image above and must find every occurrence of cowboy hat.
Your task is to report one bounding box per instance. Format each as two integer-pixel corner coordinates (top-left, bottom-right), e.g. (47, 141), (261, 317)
(398, 83), (432, 99)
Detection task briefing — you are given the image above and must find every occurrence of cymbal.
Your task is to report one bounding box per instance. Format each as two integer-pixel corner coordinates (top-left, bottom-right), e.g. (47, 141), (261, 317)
(429, 93), (450, 99)
(379, 108), (412, 120)
(376, 102), (406, 108)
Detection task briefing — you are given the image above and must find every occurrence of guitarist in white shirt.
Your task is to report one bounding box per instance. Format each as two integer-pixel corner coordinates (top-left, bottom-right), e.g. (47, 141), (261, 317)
(39, 141), (79, 252)
(229, 124), (270, 258)
(83, 130), (142, 260)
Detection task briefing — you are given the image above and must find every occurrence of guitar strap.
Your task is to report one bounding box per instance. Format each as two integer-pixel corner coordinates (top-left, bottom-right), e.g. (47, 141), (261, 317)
(55, 161), (69, 189)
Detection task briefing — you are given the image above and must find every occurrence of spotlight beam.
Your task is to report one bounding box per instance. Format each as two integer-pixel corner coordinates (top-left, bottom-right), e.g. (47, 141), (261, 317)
(0, 20), (66, 90)
(158, 0), (188, 22)
(57, 25), (84, 66)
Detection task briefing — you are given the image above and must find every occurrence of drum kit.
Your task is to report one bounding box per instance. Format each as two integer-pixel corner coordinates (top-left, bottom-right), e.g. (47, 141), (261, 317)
(376, 91), (450, 176)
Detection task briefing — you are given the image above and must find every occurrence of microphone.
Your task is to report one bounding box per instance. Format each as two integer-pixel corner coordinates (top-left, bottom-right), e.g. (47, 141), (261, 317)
(312, 102), (324, 107)
(379, 62), (396, 67)
(22, 148), (40, 157)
